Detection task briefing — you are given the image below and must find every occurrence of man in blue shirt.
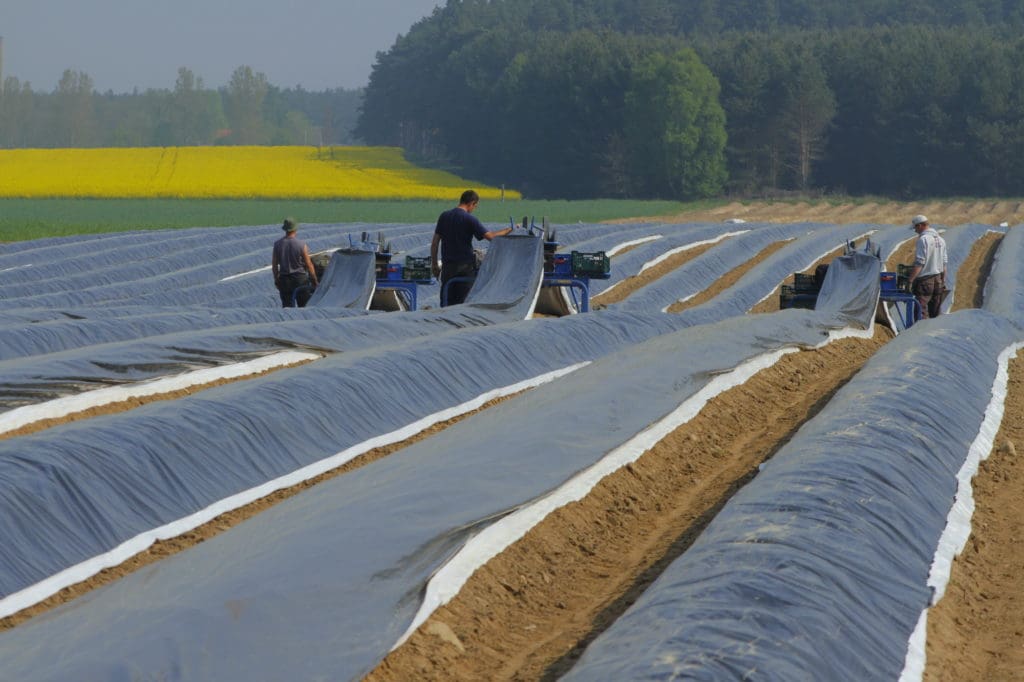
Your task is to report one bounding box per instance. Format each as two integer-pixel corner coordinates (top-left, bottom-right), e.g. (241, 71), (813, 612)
(430, 189), (512, 306)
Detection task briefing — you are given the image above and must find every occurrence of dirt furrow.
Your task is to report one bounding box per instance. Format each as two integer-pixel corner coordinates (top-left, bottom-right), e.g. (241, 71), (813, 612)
(367, 327), (893, 682)
(369, 217), (1000, 681)
(924, 352), (1024, 681)
(664, 239), (793, 313)
(951, 231), (1004, 311)
(591, 240), (722, 307)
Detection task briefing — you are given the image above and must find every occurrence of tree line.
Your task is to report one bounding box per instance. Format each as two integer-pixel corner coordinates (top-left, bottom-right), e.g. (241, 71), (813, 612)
(7, 0), (1024, 201)
(0, 66), (362, 148)
(357, 0), (1024, 199)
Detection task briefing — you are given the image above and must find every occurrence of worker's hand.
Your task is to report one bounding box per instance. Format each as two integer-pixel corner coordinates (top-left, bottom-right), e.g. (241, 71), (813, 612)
(431, 263), (440, 278)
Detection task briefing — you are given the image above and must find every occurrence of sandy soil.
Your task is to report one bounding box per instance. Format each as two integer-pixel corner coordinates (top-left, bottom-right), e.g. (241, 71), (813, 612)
(5, 200), (1017, 681)
(642, 199), (1021, 228)
(367, 327), (895, 681)
(591, 240), (721, 307)
(925, 353), (1024, 681)
(367, 209), (1013, 681)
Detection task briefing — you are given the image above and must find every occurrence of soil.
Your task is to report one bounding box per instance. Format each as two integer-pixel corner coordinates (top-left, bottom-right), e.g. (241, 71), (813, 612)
(5, 200), (1019, 681)
(634, 199), (1022, 228)
(365, 203), (1016, 681)
(591, 240), (721, 307)
(367, 327), (895, 682)
(924, 353), (1024, 682)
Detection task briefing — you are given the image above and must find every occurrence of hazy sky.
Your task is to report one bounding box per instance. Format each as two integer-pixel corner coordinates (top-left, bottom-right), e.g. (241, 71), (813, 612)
(0, 0), (443, 92)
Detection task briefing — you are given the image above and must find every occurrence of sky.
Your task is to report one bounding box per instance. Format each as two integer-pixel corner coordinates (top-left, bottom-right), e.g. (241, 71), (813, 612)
(0, 0), (443, 93)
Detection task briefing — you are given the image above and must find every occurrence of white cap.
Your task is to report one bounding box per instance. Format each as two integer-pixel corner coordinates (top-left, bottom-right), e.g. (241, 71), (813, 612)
(911, 214), (929, 228)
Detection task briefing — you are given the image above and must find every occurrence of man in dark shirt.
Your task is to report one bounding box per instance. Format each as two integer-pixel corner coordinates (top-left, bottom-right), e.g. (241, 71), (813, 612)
(430, 189), (513, 306)
(272, 218), (319, 307)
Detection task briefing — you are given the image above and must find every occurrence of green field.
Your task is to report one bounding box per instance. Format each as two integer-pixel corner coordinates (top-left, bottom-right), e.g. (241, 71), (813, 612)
(0, 198), (712, 242)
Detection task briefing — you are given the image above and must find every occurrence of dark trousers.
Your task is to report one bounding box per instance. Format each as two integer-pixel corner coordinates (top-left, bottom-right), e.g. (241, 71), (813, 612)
(278, 272), (311, 308)
(912, 274), (944, 319)
(441, 261), (477, 306)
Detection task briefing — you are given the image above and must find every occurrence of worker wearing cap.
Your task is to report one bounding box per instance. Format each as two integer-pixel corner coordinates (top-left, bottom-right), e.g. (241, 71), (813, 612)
(430, 189), (513, 306)
(272, 218), (319, 307)
(907, 215), (948, 319)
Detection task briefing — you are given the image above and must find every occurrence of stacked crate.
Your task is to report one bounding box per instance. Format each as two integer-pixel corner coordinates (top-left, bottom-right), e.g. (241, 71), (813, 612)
(779, 273), (821, 310)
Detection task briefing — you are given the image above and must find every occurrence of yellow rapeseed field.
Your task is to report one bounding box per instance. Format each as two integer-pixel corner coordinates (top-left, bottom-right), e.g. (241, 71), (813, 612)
(0, 146), (519, 200)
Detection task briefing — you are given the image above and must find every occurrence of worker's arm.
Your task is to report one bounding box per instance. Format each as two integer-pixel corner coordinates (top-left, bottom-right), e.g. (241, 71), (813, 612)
(430, 232), (442, 278)
(302, 246), (318, 287)
(482, 226), (514, 241)
(271, 250), (280, 289)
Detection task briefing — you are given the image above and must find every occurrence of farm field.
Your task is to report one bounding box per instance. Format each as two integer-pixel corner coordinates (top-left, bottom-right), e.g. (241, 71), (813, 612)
(0, 197), (693, 242)
(0, 209), (1021, 680)
(0, 146), (520, 201)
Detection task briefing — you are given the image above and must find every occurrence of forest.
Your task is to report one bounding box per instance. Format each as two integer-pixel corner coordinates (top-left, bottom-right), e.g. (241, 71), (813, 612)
(4, 0), (1024, 200)
(357, 0), (1024, 199)
(0, 66), (362, 149)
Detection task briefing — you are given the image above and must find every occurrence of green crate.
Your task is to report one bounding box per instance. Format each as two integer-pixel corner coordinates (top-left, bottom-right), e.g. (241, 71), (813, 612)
(792, 272), (820, 293)
(780, 292), (817, 310)
(404, 255), (432, 281)
(571, 250), (609, 277)
(780, 285), (817, 310)
(896, 263), (913, 292)
(310, 251), (334, 279)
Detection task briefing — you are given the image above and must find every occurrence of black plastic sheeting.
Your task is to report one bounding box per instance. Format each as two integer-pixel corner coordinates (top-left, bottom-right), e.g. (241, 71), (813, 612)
(0, 310), (696, 602)
(0, 220), (964, 680)
(463, 234), (544, 318)
(670, 223), (875, 326)
(0, 236), (550, 408)
(563, 310), (1023, 681)
(815, 250), (880, 322)
(983, 224), (1024, 324)
(604, 223), (804, 309)
(0, 225), (871, 410)
(305, 249), (376, 309)
(0, 309), (872, 682)
(0, 229), (880, 606)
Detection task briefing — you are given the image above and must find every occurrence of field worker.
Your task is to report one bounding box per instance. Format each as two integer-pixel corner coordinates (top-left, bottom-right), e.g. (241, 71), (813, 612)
(272, 218), (319, 307)
(431, 189), (513, 306)
(907, 214), (948, 319)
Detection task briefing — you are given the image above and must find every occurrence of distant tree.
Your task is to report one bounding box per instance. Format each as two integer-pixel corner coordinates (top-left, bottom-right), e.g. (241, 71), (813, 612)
(224, 66), (269, 144)
(781, 53), (835, 190)
(700, 35), (788, 192)
(93, 89), (165, 147)
(617, 0), (677, 35)
(624, 49), (727, 199)
(54, 69), (95, 146)
(270, 110), (315, 145)
(170, 67), (222, 145)
(0, 78), (36, 147)
(491, 30), (647, 198)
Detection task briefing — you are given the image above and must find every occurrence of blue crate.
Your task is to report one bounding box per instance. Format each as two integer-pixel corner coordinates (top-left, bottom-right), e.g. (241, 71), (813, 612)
(381, 264), (404, 281)
(552, 253), (573, 276)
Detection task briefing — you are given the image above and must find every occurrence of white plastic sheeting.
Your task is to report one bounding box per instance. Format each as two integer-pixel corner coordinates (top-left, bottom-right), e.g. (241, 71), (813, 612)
(563, 311), (1023, 681)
